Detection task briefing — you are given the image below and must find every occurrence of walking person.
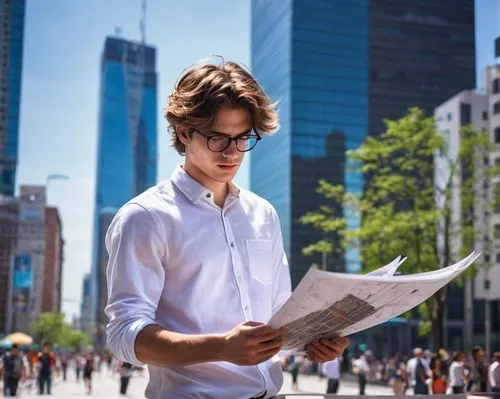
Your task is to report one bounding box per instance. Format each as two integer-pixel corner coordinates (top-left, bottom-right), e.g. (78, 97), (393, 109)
(83, 353), (94, 395)
(430, 355), (448, 394)
(119, 362), (133, 395)
(353, 353), (370, 395)
(0, 344), (26, 397)
(489, 352), (500, 393)
(407, 347), (431, 395)
(468, 346), (488, 392)
(449, 351), (468, 394)
(104, 59), (349, 398)
(74, 353), (83, 381)
(322, 357), (341, 394)
(36, 342), (55, 395)
(61, 354), (68, 381)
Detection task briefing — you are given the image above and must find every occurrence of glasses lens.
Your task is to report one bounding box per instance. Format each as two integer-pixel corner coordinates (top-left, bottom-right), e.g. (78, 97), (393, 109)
(237, 136), (259, 152)
(207, 135), (230, 152)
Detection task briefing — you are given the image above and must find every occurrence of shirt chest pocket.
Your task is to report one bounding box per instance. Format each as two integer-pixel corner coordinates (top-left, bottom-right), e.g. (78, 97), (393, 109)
(246, 239), (274, 285)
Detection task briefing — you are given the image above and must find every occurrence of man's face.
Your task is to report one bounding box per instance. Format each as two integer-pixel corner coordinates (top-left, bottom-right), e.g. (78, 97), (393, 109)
(180, 105), (253, 185)
(42, 345), (50, 353)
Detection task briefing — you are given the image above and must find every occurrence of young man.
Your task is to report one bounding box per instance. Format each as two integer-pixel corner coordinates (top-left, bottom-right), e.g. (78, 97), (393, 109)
(105, 60), (349, 398)
(37, 342), (55, 395)
(0, 344), (26, 397)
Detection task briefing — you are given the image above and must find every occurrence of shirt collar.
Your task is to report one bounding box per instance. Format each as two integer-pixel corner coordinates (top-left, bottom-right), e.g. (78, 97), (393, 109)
(170, 165), (240, 205)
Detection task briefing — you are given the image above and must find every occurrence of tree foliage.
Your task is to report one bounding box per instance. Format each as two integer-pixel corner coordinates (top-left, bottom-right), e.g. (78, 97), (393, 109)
(30, 312), (89, 350)
(300, 107), (495, 350)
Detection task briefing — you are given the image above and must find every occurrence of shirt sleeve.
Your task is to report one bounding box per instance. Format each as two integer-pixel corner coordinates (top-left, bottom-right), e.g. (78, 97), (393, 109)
(270, 207), (292, 316)
(105, 203), (166, 367)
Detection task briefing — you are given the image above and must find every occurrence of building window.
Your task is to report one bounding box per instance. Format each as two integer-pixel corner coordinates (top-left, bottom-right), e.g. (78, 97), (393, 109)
(496, 127), (500, 144)
(485, 254), (490, 263)
(494, 183), (500, 213)
(494, 101), (500, 115)
(495, 224), (500, 240)
(484, 157), (489, 166)
(447, 113), (452, 121)
(460, 103), (471, 125)
(496, 253), (500, 263)
(494, 78), (500, 94)
(483, 111), (488, 120)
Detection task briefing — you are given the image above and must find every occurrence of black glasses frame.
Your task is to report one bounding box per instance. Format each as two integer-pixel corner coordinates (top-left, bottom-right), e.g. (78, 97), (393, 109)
(191, 128), (261, 152)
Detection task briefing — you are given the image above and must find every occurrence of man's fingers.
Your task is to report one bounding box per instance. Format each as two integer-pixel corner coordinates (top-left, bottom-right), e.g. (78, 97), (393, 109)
(319, 337), (349, 352)
(255, 336), (283, 354)
(256, 346), (281, 363)
(307, 344), (330, 363)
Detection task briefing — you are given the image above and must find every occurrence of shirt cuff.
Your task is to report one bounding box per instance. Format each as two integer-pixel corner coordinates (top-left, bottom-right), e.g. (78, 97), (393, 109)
(120, 318), (157, 367)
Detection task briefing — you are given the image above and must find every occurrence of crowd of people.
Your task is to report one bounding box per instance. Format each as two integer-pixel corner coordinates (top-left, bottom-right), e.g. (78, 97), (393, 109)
(282, 346), (500, 395)
(0, 342), (140, 397)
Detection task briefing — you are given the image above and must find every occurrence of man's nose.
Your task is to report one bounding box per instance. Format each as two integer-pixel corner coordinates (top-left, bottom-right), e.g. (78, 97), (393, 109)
(222, 140), (238, 157)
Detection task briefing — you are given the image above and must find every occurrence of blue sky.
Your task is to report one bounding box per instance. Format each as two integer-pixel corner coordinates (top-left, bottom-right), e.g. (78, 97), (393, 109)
(16, 0), (500, 320)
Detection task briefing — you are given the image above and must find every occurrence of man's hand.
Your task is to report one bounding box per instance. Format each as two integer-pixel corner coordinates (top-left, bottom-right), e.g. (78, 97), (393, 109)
(220, 321), (285, 366)
(306, 336), (349, 363)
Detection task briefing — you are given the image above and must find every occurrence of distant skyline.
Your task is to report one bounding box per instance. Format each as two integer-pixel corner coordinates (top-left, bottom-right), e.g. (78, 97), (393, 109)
(16, 0), (499, 320)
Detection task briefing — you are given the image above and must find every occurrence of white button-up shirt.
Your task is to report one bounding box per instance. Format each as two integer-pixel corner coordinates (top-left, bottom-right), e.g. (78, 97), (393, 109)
(105, 166), (292, 398)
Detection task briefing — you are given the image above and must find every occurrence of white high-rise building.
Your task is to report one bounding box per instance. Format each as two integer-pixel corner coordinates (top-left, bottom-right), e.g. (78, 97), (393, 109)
(434, 63), (500, 352)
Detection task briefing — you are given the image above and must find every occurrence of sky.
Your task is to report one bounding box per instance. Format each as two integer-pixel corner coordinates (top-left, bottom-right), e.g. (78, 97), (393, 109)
(16, 0), (500, 321)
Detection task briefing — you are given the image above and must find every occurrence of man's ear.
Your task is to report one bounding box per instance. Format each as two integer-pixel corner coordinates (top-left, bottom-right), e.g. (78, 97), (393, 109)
(176, 125), (191, 146)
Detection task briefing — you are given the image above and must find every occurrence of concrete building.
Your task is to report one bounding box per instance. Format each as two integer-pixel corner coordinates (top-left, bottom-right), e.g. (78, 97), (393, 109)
(0, 185), (64, 333)
(42, 207), (63, 313)
(435, 90), (490, 350)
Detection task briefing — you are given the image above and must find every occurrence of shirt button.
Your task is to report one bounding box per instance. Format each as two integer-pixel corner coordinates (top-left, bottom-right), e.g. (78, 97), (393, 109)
(205, 193), (211, 198)
(244, 306), (249, 311)
(230, 242), (235, 248)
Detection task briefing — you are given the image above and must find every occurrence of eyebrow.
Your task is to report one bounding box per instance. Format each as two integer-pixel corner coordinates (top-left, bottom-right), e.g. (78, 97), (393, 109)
(208, 128), (254, 137)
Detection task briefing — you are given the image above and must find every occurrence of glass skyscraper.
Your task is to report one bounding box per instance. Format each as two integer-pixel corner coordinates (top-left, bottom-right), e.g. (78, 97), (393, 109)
(0, 0), (25, 196)
(251, 0), (475, 287)
(91, 37), (157, 339)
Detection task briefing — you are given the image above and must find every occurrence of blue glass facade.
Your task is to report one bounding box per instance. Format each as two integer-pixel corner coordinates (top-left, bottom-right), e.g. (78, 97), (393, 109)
(91, 37), (157, 330)
(251, 0), (368, 286)
(251, 0), (292, 254)
(251, 0), (475, 288)
(0, 0), (25, 196)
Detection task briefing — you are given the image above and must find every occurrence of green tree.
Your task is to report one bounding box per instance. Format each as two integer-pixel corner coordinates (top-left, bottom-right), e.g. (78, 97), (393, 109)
(300, 107), (494, 350)
(30, 312), (89, 349)
(30, 312), (66, 345)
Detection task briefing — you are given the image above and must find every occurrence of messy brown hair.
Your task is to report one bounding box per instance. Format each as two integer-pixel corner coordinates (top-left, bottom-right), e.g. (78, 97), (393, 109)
(164, 59), (279, 155)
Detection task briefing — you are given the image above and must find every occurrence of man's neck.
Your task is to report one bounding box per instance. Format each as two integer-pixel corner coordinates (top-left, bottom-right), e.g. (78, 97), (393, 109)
(182, 163), (229, 207)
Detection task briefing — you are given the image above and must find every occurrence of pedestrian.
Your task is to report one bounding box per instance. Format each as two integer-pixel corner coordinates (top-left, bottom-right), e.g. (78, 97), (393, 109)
(430, 355), (447, 394)
(322, 357), (341, 394)
(104, 59), (349, 398)
(489, 352), (500, 393)
(36, 342), (55, 395)
(449, 351), (467, 393)
(468, 345), (488, 392)
(74, 353), (83, 381)
(61, 354), (68, 381)
(353, 353), (370, 395)
(119, 362), (133, 395)
(83, 353), (94, 394)
(406, 347), (431, 395)
(0, 344), (26, 396)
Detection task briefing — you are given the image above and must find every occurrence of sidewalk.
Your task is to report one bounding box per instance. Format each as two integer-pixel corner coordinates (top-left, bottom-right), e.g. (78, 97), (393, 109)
(13, 369), (393, 398)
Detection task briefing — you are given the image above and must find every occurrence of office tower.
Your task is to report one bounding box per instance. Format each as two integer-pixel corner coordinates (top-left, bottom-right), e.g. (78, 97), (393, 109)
(91, 36), (157, 344)
(0, 0), (25, 196)
(251, 0), (475, 287)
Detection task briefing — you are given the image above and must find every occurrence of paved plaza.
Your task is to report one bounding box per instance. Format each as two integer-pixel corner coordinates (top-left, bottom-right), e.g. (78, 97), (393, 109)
(8, 368), (392, 398)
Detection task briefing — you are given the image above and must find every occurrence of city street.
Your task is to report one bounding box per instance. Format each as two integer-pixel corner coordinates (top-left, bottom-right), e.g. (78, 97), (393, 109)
(11, 369), (393, 398)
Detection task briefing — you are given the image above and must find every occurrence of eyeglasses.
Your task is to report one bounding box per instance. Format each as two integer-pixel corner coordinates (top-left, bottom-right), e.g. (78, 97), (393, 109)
(191, 128), (261, 152)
